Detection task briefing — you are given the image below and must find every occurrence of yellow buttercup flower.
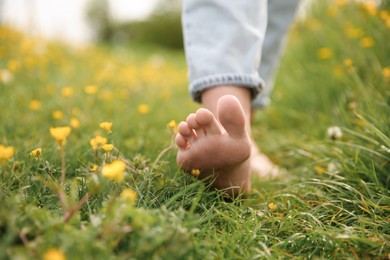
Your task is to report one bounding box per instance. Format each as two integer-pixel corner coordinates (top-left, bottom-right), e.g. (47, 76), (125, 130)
(191, 169), (201, 177)
(101, 144), (114, 153)
(7, 59), (20, 72)
(335, 0), (347, 7)
(49, 126), (71, 146)
(29, 99), (41, 110)
(91, 164), (99, 172)
(137, 103), (150, 114)
(90, 135), (107, 150)
(84, 85), (98, 95)
(30, 148), (42, 157)
(70, 117), (80, 128)
(43, 248), (66, 260)
(344, 26), (364, 39)
(382, 67), (390, 80)
(101, 160), (126, 182)
(52, 110), (64, 120)
(361, 3), (377, 16)
(119, 188), (138, 204)
(360, 37), (374, 48)
(268, 203), (277, 211)
(315, 166), (326, 174)
(167, 120), (177, 130)
(167, 120), (178, 134)
(343, 58), (353, 67)
(316, 48), (333, 60)
(61, 87), (74, 97)
(99, 122), (112, 133)
(0, 145), (14, 163)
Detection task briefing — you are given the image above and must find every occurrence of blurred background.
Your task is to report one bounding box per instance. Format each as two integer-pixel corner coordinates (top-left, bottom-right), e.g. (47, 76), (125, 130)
(0, 0), (183, 49)
(0, 0), (383, 49)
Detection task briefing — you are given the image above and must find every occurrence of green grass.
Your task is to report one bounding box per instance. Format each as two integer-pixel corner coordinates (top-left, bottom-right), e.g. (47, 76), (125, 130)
(0, 1), (389, 259)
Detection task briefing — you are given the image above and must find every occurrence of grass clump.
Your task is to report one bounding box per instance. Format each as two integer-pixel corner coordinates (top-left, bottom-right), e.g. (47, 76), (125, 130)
(0, 1), (389, 259)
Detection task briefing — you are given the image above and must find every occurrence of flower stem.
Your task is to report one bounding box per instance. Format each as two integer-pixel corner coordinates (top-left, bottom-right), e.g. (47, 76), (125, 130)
(63, 193), (90, 223)
(60, 146), (66, 185)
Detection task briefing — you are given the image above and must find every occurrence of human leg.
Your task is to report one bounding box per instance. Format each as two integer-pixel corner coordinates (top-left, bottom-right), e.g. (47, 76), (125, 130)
(252, 0), (301, 108)
(178, 0), (268, 195)
(249, 0), (301, 177)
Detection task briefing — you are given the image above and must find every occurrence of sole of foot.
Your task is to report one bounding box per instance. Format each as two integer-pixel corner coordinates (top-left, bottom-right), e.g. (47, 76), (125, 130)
(175, 95), (252, 196)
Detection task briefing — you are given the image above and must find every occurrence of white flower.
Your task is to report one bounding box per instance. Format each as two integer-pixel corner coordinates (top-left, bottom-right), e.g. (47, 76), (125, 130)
(327, 126), (343, 140)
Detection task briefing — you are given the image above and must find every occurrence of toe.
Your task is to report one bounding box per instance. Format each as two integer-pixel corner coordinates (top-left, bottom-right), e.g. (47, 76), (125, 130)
(217, 95), (246, 138)
(175, 133), (189, 149)
(196, 108), (221, 135)
(178, 121), (196, 141)
(187, 113), (205, 138)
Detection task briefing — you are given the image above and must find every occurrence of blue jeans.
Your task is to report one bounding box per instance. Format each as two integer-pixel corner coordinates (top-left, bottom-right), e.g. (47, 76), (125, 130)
(182, 0), (300, 108)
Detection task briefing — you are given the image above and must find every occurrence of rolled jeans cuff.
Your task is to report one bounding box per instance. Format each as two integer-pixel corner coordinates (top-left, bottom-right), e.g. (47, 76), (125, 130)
(190, 73), (264, 103)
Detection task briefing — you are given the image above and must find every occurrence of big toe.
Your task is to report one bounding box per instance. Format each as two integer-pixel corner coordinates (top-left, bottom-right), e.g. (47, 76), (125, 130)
(217, 95), (246, 138)
(196, 108), (221, 135)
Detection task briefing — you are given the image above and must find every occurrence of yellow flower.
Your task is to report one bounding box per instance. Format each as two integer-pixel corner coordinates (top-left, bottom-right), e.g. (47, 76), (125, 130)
(268, 203), (277, 211)
(29, 99), (41, 110)
(70, 117), (80, 128)
(101, 160), (126, 182)
(191, 169), (201, 177)
(101, 144), (114, 153)
(335, 0), (347, 7)
(315, 166), (326, 174)
(7, 59), (20, 72)
(361, 3), (377, 16)
(316, 48), (333, 60)
(360, 37), (374, 48)
(137, 104), (150, 114)
(167, 120), (178, 133)
(49, 126), (71, 146)
(327, 7), (338, 17)
(167, 120), (177, 129)
(344, 25), (364, 39)
(30, 148), (42, 157)
(84, 85), (98, 95)
(99, 122), (112, 133)
(91, 164), (99, 172)
(0, 145), (14, 163)
(61, 87), (74, 97)
(379, 11), (390, 28)
(379, 10), (389, 21)
(343, 59), (353, 67)
(52, 110), (64, 120)
(382, 67), (390, 80)
(119, 188), (138, 204)
(43, 248), (66, 260)
(90, 135), (107, 150)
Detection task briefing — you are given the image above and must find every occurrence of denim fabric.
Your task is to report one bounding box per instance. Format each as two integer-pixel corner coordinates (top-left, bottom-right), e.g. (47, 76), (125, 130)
(182, 0), (300, 107)
(253, 0), (301, 108)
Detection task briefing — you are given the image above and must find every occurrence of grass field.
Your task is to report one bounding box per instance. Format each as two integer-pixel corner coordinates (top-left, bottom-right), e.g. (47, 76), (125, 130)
(1, 1), (389, 259)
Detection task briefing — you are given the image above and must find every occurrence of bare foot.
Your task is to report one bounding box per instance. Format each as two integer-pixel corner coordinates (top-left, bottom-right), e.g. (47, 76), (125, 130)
(175, 95), (251, 195)
(250, 143), (280, 178)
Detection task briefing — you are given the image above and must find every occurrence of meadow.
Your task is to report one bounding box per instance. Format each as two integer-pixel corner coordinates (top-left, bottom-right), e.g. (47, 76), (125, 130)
(0, 1), (389, 259)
